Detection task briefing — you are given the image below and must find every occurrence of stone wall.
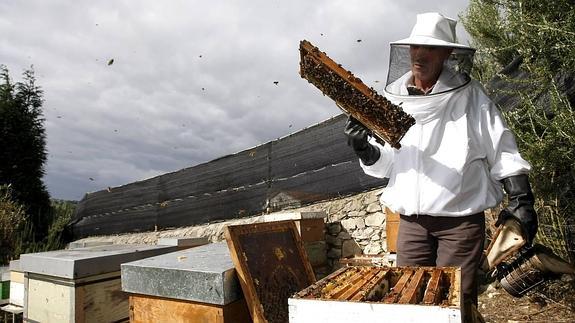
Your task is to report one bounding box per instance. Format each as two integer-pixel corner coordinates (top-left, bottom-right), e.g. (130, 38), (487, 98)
(74, 187), (388, 271)
(289, 188), (388, 269)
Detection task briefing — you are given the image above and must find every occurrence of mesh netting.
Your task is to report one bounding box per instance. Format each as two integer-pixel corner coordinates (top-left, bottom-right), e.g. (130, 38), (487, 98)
(385, 44), (476, 96)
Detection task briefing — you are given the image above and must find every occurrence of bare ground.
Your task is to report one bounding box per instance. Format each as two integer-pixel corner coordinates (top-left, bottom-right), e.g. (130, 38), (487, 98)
(478, 275), (575, 322)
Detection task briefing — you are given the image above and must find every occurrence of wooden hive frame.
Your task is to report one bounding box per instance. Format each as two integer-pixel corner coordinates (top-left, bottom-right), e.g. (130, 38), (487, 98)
(225, 220), (316, 323)
(299, 40), (415, 149)
(290, 265), (463, 322)
(294, 265), (460, 307)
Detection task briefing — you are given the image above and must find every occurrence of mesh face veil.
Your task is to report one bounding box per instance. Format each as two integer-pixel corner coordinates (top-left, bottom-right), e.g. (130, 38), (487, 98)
(384, 44), (476, 97)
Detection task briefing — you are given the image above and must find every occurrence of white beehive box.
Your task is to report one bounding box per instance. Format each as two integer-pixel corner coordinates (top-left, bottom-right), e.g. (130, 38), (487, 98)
(289, 265), (462, 323)
(19, 244), (178, 323)
(8, 260), (24, 308)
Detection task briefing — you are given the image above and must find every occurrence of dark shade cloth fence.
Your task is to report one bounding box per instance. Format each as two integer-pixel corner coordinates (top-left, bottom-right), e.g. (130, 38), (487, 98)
(70, 114), (387, 239)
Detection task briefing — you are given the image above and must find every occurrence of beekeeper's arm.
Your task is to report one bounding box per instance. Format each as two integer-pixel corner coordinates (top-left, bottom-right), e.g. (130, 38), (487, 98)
(480, 102), (538, 244)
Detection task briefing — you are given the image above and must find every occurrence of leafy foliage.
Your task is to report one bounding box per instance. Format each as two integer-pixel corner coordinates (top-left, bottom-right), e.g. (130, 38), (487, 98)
(0, 185), (27, 264)
(0, 65), (51, 240)
(44, 200), (75, 250)
(461, 0), (575, 262)
(2, 198), (76, 265)
(0, 65), (76, 264)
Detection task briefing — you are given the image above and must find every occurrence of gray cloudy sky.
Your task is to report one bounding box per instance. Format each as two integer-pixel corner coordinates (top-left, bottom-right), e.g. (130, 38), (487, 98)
(0, 0), (471, 201)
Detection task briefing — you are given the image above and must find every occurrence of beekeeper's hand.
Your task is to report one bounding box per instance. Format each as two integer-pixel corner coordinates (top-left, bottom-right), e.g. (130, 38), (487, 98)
(344, 116), (380, 166)
(496, 174), (538, 244)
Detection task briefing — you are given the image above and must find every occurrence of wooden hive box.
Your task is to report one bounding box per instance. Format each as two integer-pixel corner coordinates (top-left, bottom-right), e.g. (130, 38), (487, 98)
(19, 244), (178, 323)
(6, 260), (24, 308)
(225, 220), (316, 323)
(262, 212), (327, 272)
(289, 265), (462, 323)
(121, 242), (250, 323)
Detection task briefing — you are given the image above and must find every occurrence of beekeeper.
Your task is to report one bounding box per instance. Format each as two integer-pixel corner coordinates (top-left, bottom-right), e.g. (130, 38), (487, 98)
(344, 12), (538, 307)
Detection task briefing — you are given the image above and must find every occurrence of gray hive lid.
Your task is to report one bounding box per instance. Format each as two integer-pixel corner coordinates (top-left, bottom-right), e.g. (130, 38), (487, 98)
(157, 236), (209, 247)
(9, 260), (21, 272)
(20, 244), (178, 279)
(121, 242), (241, 305)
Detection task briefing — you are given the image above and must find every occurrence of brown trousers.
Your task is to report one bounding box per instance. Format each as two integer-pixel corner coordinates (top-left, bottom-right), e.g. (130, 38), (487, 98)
(396, 212), (485, 305)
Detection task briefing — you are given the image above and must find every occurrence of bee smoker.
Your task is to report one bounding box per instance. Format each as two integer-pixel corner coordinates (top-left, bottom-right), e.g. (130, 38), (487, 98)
(481, 219), (575, 297)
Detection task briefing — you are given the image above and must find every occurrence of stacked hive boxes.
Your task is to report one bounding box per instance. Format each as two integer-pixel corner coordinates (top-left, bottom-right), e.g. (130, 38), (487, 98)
(9, 260), (24, 307)
(0, 260), (25, 320)
(19, 244), (179, 323)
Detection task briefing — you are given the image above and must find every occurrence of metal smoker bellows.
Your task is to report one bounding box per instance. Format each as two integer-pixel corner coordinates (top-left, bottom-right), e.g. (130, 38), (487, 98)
(496, 246), (547, 297)
(482, 219), (575, 298)
(294, 265), (460, 306)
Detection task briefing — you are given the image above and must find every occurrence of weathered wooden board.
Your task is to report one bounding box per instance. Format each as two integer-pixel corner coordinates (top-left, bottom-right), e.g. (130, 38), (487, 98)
(297, 219), (325, 242)
(225, 220), (316, 323)
(383, 269), (414, 303)
(350, 268), (390, 301)
(261, 212), (326, 242)
(398, 268), (426, 304)
(129, 294), (251, 323)
(385, 207), (400, 253)
(76, 273), (128, 322)
(423, 268), (444, 305)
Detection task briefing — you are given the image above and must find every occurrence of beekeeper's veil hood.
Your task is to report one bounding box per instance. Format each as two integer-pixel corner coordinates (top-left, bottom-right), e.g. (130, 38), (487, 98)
(385, 12), (476, 96)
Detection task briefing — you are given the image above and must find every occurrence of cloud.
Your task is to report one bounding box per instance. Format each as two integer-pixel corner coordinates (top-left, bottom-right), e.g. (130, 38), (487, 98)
(0, 0), (471, 200)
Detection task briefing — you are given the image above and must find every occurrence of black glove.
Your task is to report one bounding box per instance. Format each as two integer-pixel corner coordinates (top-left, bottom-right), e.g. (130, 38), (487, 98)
(344, 116), (380, 166)
(496, 174), (538, 244)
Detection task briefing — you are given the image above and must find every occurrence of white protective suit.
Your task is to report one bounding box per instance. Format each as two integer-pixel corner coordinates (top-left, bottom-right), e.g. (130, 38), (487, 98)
(361, 68), (531, 216)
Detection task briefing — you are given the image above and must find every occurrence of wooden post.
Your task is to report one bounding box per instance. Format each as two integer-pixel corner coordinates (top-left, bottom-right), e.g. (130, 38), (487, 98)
(385, 207), (400, 253)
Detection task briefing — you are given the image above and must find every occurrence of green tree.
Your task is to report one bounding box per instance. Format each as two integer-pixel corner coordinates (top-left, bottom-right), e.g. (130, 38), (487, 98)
(0, 65), (51, 240)
(461, 0), (575, 262)
(0, 185), (27, 264)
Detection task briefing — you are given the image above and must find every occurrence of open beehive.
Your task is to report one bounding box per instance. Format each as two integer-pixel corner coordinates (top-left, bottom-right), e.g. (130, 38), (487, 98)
(299, 40), (415, 149)
(289, 265), (462, 322)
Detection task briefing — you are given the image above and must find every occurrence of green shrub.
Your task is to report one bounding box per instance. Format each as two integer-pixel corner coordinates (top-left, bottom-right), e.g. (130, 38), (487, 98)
(462, 0), (575, 262)
(0, 184), (26, 265)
